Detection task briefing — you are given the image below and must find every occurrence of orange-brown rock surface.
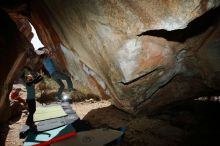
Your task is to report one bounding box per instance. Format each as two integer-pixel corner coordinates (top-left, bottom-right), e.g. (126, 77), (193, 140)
(30, 0), (220, 113)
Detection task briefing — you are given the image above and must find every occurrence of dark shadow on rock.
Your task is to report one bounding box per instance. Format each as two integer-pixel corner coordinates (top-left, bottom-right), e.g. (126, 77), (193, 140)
(153, 100), (220, 146)
(138, 6), (220, 42)
(82, 100), (220, 146)
(82, 105), (133, 129)
(71, 119), (93, 132)
(82, 105), (133, 145)
(0, 123), (9, 146)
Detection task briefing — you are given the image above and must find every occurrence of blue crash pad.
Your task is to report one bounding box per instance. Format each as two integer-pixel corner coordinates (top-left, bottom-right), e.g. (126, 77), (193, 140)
(24, 124), (75, 146)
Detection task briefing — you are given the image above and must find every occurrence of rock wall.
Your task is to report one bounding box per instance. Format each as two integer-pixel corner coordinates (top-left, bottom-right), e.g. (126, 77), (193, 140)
(0, 9), (29, 122)
(0, 4), (41, 122)
(30, 0), (220, 113)
(1, 0), (220, 120)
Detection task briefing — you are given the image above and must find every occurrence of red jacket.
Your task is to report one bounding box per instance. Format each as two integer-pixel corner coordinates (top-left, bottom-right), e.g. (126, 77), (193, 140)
(10, 90), (19, 100)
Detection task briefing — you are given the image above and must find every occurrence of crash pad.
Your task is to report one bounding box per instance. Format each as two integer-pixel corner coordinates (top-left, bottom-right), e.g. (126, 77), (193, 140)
(51, 128), (125, 146)
(23, 124), (76, 146)
(34, 105), (67, 122)
(20, 102), (79, 138)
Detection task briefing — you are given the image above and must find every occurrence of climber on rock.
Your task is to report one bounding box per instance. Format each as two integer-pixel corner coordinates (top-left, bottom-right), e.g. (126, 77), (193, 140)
(35, 47), (75, 101)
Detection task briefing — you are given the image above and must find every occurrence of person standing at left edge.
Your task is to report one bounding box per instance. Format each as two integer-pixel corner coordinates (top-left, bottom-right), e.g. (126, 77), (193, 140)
(25, 72), (42, 130)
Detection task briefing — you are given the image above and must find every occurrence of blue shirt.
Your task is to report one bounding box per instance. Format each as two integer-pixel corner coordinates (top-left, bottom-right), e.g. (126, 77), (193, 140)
(26, 84), (35, 100)
(43, 57), (56, 75)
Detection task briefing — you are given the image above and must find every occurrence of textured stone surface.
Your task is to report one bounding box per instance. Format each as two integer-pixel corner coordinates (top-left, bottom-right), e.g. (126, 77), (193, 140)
(9, 14), (33, 42)
(0, 9), (28, 122)
(1, 0), (220, 120)
(0, 7), (40, 122)
(30, 0), (220, 112)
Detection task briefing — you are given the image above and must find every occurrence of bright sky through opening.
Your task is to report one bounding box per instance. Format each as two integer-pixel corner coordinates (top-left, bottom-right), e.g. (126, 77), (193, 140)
(30, 23), (44, 50)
